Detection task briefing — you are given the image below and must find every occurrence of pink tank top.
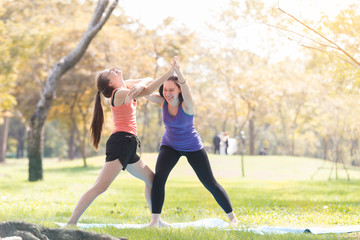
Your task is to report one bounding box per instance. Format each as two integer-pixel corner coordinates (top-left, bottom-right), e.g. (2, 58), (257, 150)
(111, 87), (137, 136)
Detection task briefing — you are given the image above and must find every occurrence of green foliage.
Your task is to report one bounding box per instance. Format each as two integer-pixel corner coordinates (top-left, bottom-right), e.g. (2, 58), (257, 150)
(43, 120), (68, 158)
(0, 0), (58, 112)
(194, 1), (360, 161)
(1, 154), (360, 239)
(0, 14), (16, 111)
(1, 0), (359, 179)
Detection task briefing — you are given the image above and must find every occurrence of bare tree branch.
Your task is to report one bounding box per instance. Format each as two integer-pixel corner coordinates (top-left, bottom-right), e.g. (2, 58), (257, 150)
(260, 23), (336, 50)
(301, 44), (359, 68)
(226, 22), (336, 50)
(278, 7), (360, 68)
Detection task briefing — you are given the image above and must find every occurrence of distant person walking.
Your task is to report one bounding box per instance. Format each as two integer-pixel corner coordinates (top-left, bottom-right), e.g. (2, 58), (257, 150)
(213, 133), (221, 154)
(67, 59), (175, 225)
(221, 132), (229, 155)
(259, 147), (268, 155)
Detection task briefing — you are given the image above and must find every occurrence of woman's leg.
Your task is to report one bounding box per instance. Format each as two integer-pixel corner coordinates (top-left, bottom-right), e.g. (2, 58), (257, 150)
(149, 146), (180, 227)
(186, 149), (238, 224)
(126, 159), (154, 210)
(67, 160), (123, 225)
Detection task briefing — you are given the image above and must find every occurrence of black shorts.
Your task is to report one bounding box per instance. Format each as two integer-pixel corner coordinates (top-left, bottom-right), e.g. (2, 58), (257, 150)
(105, 131), (140, 170)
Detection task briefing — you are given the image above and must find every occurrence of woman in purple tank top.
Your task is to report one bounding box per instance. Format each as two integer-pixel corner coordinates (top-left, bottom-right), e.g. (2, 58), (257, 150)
(143, 57), (238, 227)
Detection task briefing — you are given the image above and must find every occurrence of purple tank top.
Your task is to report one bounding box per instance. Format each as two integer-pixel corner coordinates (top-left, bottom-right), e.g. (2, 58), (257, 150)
(161, 101), (203, 151)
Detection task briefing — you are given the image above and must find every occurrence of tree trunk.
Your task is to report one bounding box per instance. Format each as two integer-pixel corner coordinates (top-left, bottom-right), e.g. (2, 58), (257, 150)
(16, 125), (26, 158)
(27, 0), (118, 181)
(290, 131), (295, 155)
(81, 119), (87, 168)
(222, 117), (228, 132)
(335, 143), (339, 180)
(68, 123), (77, 160)
(151, 55), (161, 152)
(278, 102), (290, 155)
(156, 107), (162, 152)
(0, 116), (10, 163)
(28, 114), (45, 180)
(290, 104), (302, 156)
(68, 93), (79, 160)
(323, 136), (329, 160)
(140, 102), (149, 154)
(248, 115), (255, 155)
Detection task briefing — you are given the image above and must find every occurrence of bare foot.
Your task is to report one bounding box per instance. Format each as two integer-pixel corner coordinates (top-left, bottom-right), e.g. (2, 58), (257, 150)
(227, 211), (239, 227)
(229, 217), (239, 227)
(147, 219), (171, 228)
(158, 219), (171, 227)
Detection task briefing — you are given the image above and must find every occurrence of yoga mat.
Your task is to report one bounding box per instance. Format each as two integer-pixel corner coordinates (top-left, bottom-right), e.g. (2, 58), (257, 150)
(56, 218), (227, 229)
(238, 225), (360, 235)
(56, 218), (360, 234)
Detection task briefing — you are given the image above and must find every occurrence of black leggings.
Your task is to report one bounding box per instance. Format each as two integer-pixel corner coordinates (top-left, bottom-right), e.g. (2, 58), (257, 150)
(151, 145), (233, 214)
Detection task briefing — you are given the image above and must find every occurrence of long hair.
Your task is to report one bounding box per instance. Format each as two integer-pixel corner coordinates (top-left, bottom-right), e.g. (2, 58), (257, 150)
(159, 76), (184, 102)
(90, 73), (115, 149)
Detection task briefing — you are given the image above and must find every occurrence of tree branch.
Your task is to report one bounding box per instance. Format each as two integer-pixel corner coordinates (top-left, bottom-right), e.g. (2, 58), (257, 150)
(260, 22), (336, 50)
(278, 7), (360, 68)
(63, 0), (118, 71)
(300, 44), (360, 68)
(89, 0), (109, 28)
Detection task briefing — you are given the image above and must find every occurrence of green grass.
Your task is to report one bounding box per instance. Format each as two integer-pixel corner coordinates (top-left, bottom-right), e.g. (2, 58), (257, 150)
(1, 154), (360, 239)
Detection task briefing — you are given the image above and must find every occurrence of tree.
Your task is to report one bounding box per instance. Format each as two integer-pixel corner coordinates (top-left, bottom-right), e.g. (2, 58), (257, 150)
(0, 113), (11, 162)
(210, 0), (359, 160)
(28, 0), (118, 181)
(0, 1), (49, 162)
(277, 4), (360, 69)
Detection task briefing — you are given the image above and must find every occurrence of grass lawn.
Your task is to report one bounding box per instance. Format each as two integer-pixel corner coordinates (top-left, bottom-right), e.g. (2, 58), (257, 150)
(1, 153), (360, 239)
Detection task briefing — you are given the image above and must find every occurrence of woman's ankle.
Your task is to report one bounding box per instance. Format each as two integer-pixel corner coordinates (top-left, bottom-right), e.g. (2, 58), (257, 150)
(151, 213), (161, 222)
(227, 211), (238, 223)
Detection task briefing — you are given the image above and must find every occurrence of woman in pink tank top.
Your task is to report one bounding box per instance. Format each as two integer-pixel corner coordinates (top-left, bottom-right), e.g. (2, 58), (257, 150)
(67, 59), (175, 225)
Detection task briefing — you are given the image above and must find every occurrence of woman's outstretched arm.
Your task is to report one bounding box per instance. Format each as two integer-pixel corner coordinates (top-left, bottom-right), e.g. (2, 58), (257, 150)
(174, 58), (194, 115)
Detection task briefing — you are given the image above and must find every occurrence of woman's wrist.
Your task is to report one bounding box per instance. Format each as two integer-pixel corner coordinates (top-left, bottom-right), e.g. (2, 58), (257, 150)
(179, 79), (186, 84)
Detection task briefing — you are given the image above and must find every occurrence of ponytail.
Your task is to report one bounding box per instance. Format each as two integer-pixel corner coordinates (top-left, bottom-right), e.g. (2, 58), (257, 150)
(90, 92), (104, 150)
(90, 71), (114, 149)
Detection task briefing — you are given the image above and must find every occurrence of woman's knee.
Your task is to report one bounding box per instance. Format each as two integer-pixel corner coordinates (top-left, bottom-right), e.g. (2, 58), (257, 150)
(153, 173), (168, 187)
(91, 182), (110, 195)
(203, 180), (221, 192)
(145, 173), (154, 188)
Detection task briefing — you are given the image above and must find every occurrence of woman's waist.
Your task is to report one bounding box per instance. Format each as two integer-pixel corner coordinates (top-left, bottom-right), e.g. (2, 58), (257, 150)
(162, 130), (201, 142)
(164, 126), (196, 134)
(112, 125), (137, 136)
(161, 136), (203, 151)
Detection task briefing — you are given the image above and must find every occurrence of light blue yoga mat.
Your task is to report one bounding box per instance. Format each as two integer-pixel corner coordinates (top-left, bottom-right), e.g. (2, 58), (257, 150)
(245, 225), (360, 234)
(56, 218), (228, 229)
(56, 218), (360, 234)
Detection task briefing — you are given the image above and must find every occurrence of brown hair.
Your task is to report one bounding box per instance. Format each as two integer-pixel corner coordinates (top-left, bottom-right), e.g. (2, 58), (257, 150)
(159, 76), (183, 102)
(90, 72), (115, 149)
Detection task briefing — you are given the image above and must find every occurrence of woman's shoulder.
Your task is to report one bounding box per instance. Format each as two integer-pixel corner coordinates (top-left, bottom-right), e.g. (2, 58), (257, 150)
(181, 101), (194, 116)
(111, 87), (127, 99)
(112, 87), (129, 107)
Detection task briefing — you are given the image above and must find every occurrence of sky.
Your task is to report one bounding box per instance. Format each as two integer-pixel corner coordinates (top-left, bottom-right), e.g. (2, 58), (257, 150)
(119, 0), (222, 30)
(119, 0), (356, 29)
(119, 0), (357, 60)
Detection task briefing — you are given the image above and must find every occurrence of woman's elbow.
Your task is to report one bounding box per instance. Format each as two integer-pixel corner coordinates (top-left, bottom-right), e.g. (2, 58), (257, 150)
(142, 87), (150, 95)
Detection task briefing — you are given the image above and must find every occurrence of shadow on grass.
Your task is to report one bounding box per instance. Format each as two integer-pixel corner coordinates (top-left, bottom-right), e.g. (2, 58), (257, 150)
(45, 165), (102, 173)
